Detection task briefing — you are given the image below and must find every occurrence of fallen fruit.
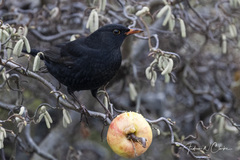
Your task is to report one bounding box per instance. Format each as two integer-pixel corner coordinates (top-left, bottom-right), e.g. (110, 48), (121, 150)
(107, 112), (152, 158)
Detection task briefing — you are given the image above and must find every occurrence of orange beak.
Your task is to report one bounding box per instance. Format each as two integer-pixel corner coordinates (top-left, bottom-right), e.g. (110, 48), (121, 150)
(125, 28), (143, 35)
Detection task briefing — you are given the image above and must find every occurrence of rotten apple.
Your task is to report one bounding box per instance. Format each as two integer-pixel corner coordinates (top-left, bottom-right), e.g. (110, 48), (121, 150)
(107, 112), (152, 158)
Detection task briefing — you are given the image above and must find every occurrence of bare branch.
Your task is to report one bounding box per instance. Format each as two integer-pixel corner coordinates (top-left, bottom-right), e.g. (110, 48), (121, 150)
(24, 124), (57, 160)
(0, 58), (111, 124)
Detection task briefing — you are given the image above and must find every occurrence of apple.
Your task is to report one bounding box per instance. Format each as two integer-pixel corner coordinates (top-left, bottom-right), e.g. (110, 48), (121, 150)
(107, 112), (152, 158)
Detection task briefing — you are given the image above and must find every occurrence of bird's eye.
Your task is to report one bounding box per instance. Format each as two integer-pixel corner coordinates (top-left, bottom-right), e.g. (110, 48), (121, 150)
(113, 29), (121, 35)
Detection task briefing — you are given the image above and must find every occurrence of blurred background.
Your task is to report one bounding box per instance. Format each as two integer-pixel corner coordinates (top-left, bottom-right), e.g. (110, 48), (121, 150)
(0, 0), (240, 159)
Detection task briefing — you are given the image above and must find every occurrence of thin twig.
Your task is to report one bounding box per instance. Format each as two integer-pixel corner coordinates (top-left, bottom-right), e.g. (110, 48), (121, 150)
(0, 58), (112, 124)
(25, 124), (57, 160)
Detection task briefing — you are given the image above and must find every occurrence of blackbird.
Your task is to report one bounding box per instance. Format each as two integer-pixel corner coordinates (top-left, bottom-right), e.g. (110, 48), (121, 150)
(27, 24), (142, 113)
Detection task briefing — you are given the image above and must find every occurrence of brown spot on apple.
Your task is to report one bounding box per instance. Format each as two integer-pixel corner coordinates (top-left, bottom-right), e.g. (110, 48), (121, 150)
(107, 112), (152, 158)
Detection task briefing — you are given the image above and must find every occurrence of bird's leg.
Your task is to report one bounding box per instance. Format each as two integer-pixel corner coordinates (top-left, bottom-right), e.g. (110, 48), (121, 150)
(67, 89), (90, 118)
(91, 89), (113, 120)
(102, 84), (114, 115)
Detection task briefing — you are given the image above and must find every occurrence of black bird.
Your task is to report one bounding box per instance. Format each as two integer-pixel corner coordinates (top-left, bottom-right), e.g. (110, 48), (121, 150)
(27, 24), (142, 115)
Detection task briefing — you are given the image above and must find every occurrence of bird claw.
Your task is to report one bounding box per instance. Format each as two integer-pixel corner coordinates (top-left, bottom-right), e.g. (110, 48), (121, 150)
(80, 105), (90, 123)
(104, 110), (113, 120)
(81, 105), (90, 116)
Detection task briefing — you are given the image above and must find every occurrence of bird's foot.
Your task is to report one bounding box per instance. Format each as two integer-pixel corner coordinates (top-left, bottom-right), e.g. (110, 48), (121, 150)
(80, 105), (90, 116)
(80, 105), (90, 123)
(105, 110), (113, 120)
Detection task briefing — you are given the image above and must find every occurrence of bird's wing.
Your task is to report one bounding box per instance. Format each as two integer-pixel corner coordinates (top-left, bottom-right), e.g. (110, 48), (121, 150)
(43, 38), (93, 67)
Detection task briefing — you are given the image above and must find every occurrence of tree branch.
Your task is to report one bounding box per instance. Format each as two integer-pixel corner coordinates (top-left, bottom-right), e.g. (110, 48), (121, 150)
(0, 58), (111, 124)
(25, 124), (57, 160)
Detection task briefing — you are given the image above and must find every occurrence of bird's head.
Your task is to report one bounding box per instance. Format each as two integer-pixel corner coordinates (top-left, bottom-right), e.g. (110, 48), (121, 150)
(86, 24), (143, 50)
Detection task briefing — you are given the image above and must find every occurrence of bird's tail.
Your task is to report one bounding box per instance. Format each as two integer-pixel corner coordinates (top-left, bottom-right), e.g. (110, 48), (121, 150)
(22, 49), (44, 60)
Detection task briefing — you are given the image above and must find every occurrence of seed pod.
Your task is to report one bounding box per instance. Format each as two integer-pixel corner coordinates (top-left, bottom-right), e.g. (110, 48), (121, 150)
(179, 3), (185, 10)
(50, 7), (59, 19)
(6, 40), (13, 58)
(70, 35), (76, 41)
(129, 83), (137, 101)
(6, 25), (12, 33)
(19, 106), (25, 115)
(15, 117), (21, 123)
(169, 14), (175, 31)
(86, 11), (93, 29)
(13, 39), (24, 56)
(164, 74), (170, 83)
(23, 36), (31, 53)
(33, 52), (41, 71)
(2, 129), (6, 139)
(161, 59), (173, 75)
(102, 0), (107, 11)
(37, 113), (44, 123)
(166, 58), (174, 73)
(158, 56), (163, 70)
(99, 0), (107, 11)
(222, 34), (227, 54)
(17, 122), (25, 133)
(63, 117), (67, 128)
(229, 25), (234, 37)
(23, 120), (27, 126)
(162, 0), (168, 5)
(151, 71), (157, 87)
(162, 57), (169, 69)
(225, 122), (239, 133)
(162, 7), (171, 26)
(45, 111), (53, 123)
(230, 0), (234, 7)
(44, 115), (51, 129)
(156, 128), (161, 136)
(152, 71), (157, 81)
(40, 106), (46, 114)
(63, 109), (72, 124)
(230, 0), (239, 8)
(218, 116), (224, 137)
(17, 27), (25, 36)
(0, 127), (6, 138)
(2, 130), (6, 139)
(103, 96), (109, 110)
(156, 5), (170, 19)
(2, 68), (9, 81)
(0, 142), (3, 149)
(0, 131), (3, 140)
(1, 29), (10, 43)
(238, 0), (240, 6)
(161, 64), (169, 75)
(0, 29), (2, 42)
(232, 24), (237, 36)
(23, 25), (28, 37)
(145, 66), (152, 80)
(92, 10), (99, 33)
(86, 9), (99, 33)
(229, 24), (237, 38)
(63, 114), (70, 124)
(179, 18), (186, 38)
(135, 6), (150, 16)
(9, 27), (16, 35)
(150, 58), (158, 67)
